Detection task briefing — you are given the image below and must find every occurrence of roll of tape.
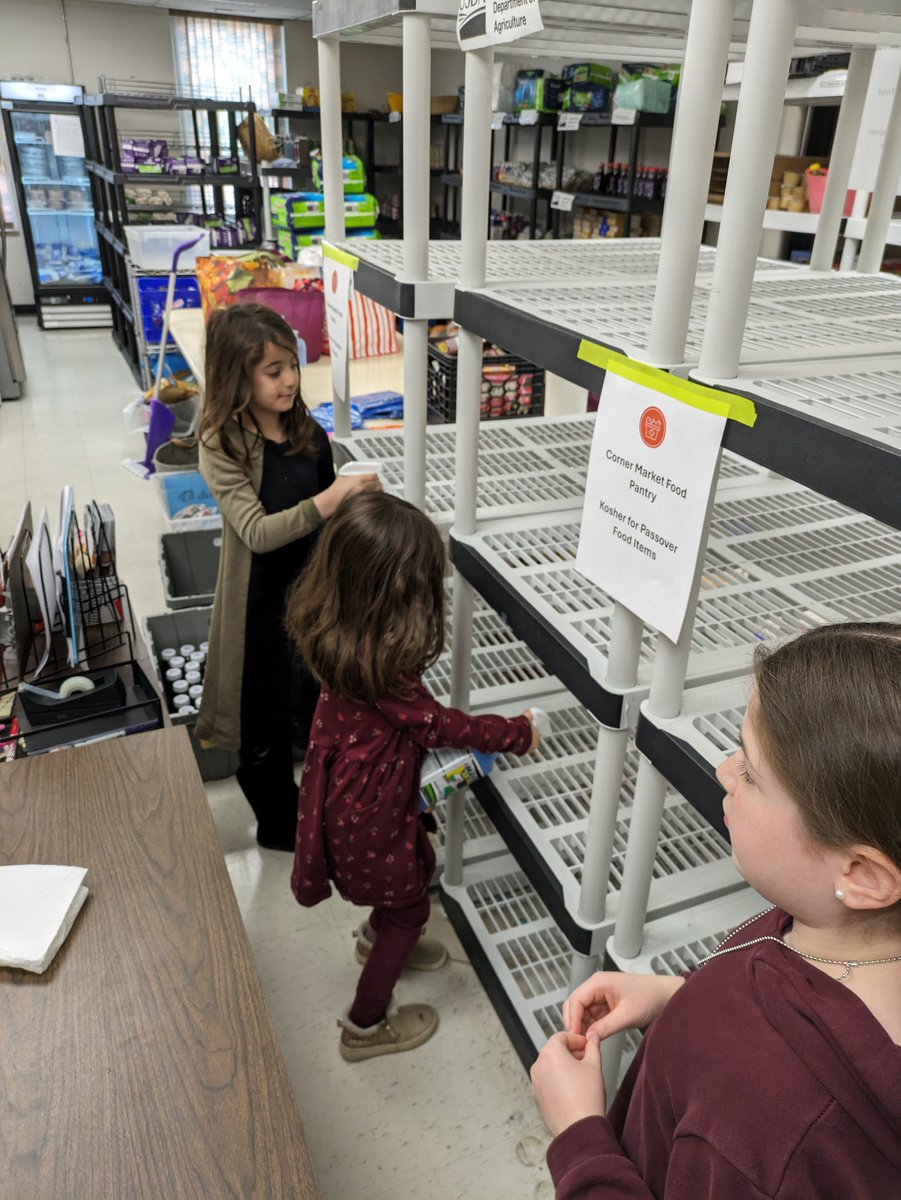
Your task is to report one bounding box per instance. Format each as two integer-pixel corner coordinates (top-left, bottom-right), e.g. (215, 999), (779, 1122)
(58, 675), (96, 699)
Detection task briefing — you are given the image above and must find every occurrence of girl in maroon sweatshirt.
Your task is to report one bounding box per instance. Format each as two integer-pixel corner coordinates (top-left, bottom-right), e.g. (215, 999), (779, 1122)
(532, 621), (901, 1197)
(285, 491), (541, 1062)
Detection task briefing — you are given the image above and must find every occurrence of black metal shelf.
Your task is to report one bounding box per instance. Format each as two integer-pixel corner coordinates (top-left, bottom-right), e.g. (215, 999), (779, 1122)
(86, 161), (258, 188)
(94, 220), (126, 257)
(103, 275), (134, 325)
(86, 92), (252, 113)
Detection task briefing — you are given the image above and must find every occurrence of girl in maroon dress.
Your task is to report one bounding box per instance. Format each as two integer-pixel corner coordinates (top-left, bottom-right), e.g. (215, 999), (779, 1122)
(285, 491), (542, 1061)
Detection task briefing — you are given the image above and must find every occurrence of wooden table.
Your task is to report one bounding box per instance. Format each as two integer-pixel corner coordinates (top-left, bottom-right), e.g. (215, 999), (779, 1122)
(0, 727), (319, 1199)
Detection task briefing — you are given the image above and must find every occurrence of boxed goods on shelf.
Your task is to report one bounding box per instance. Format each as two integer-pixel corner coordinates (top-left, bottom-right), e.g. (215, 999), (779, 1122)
(270, 191), (378, 230)
(563, 84), (610, 112)
(562, 63), (615, 87)
(144, 607), (237, 781)
(311, 152), (365, 193)
(613, 74), (672, 113)
(427, 336), (545, 422)
(124, 225), (210, 270)
(514, 70), (565, 113)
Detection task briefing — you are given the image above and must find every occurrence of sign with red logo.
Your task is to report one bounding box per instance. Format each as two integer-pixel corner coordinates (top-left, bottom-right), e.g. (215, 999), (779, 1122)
(639, 406), (666, 448)
(322, 251), (354, 407)
(576, 369), (726, 642)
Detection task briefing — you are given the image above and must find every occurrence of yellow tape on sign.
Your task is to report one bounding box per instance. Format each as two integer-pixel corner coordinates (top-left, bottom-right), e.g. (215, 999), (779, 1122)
(322, 242), (360, 270)
(577, 339), (757, 428)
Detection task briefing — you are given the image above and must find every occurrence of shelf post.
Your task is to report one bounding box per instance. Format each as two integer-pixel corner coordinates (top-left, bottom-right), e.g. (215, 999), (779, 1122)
(698, 0), (801, 380)
(612, 456), (721, 959)
(839, 189), (870, 270)
(400, 12), (431, 510)
(646, 0), (736, 367)
(857, 57), (901, 274)
(317, 32), (350, 437)
(446, 44), (495, 889)
(810, 48), (874, 272)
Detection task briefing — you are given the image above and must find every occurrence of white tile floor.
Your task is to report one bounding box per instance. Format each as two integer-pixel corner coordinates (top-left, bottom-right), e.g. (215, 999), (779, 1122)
(1, 318), (554, 1199)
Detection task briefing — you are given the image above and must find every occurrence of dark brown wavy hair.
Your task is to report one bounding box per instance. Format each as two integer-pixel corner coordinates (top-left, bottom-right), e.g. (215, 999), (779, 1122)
(286, 492), (446, 704)
(753, 622), (901, 908)
(198, 302), (318, 463)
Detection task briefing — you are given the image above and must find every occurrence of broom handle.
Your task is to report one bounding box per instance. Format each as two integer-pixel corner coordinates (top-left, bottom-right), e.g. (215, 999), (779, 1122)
(152, 233), (206, 401)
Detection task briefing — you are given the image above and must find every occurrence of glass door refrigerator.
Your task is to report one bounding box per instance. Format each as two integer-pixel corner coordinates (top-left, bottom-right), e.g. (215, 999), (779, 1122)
(0, 81), (111, 329)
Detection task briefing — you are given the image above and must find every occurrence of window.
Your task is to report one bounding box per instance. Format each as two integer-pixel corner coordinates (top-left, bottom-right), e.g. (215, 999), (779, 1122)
(171, 13), (286, 112)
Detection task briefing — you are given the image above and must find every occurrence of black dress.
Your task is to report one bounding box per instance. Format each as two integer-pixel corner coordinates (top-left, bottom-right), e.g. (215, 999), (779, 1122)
(236, 421), (334, 847)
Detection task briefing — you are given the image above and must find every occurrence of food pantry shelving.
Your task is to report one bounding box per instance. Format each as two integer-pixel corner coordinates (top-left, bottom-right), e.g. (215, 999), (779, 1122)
(313, 0), (901, 1074)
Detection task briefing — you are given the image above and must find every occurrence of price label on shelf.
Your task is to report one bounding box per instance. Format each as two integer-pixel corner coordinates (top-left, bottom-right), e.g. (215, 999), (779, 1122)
(491, 112), (507, 130)
(550, 190), (575, 211)
(388, 111), (402, 124)
(557, 112), (583, 132)
(518, 109), (539, 125)
(611, 107), (638, 125)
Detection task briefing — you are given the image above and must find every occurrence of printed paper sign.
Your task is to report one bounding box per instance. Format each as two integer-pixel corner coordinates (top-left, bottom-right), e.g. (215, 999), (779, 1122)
(611, 107), (637, 126)
(323, 257), (354, 407)
(50, 114), (85, 159)
(551, 190), (575, 211)
(557, 112), (583, 131)
(576, 369), (725, 643)
(457, 0), (544, 51)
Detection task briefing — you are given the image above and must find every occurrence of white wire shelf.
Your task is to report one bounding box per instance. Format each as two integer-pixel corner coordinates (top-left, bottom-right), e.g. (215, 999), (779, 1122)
(605, 887), (768, 974)
(473, 690), (744, 955)
(333, 237), (793, 319)
(451, 474), (901, 726)
(336, 414), (769, 531)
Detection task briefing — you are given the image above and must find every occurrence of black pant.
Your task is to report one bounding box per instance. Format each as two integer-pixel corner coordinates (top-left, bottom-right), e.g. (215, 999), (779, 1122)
(236, 614), (319, 843)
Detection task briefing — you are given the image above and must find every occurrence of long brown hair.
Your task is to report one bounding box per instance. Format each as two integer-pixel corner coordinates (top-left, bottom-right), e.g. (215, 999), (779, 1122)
(198, 302), (317, 462)
(286, 492), (446, 704)
(753, 623), (901, 883)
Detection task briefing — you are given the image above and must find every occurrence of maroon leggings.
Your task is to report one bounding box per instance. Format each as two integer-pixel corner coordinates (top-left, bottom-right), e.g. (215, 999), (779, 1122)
(348, 892), (431, 1028)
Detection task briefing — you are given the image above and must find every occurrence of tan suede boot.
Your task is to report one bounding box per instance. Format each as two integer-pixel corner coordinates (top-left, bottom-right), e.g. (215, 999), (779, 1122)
(338, 1000), (439, 1062)
(353, 919), (449, 971)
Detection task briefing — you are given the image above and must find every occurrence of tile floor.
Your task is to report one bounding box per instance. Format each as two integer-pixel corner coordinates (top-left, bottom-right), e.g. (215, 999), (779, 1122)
(1, 318), (554, 1199)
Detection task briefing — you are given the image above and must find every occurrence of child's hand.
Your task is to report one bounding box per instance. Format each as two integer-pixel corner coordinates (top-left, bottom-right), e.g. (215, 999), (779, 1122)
(563, 971), (685, 1040)
(314, 473), (381, 519)
(524, 709), (543, 753)
(531, 1031), (606, 1137)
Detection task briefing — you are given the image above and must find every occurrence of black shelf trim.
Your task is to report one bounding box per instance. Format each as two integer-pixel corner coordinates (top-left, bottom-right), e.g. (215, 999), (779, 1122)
(453, 288), (614, 391)
(102, 276), (134, 325)
(438, 883), (537, 1072)
(350, 259), (417, 318)
(634, 713), (728, 840)
(449, 534), (625, 729)
(473, 777), (597, 955)
(95, 220), (126, 257)
(86, 93), (252, 113)
(86, 161), (259, 188)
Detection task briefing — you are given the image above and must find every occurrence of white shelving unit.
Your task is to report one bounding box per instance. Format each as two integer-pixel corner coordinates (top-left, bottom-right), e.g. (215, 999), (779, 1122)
(314, 0), (901, 1072)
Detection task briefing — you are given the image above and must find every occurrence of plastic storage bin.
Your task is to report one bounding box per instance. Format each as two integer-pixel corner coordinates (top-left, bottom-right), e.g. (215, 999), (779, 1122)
(124, 225), (211, 270)
(136, 275), (202, 345)
(144, 607), (238, 781)
(427, 342), (545, 423)
(154, 469), (221, 531)
(159, 529), (221, 609)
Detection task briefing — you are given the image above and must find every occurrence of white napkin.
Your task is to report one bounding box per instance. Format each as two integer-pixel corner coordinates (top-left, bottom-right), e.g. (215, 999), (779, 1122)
(0, 864), (89, 973)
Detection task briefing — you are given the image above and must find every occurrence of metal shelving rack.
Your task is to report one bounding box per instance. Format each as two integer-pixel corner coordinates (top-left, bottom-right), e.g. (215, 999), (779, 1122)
(313, 0), (901, 1076)
(82, 82), (262, 385)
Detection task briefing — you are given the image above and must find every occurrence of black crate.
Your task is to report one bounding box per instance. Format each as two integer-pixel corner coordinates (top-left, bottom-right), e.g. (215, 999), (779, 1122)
(427, 341), (545, 423)
(144, 607), (238, 782)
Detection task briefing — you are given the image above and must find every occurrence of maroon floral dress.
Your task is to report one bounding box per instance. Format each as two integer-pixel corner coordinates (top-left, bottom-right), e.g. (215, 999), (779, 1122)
(291, 678), (532, 909)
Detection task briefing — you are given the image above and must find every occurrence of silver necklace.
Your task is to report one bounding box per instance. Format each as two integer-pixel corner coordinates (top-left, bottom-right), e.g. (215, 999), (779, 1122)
(697, 907), (901, 982)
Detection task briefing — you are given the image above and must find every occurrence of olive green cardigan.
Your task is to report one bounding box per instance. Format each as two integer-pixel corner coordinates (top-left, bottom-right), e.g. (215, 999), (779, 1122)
(195, 423), (324, 751)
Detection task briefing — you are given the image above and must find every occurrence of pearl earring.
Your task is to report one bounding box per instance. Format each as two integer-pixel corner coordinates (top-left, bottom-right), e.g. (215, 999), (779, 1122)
(835, 889), (846, 901)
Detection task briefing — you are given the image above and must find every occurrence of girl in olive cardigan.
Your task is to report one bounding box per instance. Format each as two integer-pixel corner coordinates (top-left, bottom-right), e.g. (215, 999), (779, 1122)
(196, 304), (377, 850)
